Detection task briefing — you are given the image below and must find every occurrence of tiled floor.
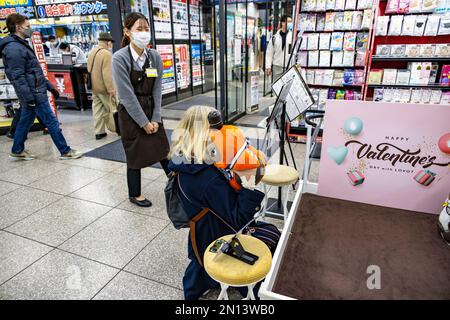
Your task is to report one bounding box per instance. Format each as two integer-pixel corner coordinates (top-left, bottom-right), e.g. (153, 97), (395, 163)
(0, 96), (319, 300)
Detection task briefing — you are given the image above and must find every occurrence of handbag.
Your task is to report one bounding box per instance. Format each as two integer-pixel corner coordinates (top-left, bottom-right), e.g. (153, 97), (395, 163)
(245, 221), (281, 254)
(86, 48), (105, 90)
(113, 110), (120, 136)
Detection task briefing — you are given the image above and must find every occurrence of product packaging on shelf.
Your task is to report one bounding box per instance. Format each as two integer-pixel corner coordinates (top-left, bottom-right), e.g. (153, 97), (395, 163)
(438, 17), (450, 35)
(440, 65), (450, 85)
(336, 89), (346, 99)
(376, 45), (392, 56)
(402, 15), (416, 35)
(414, 15), (428, 36)
(396, 69), (411, 85)
(325, 12), (336, 31)
(435, 44), (450, 56)
(355, 51), (366, 66)
(344, 32), (357, 51)
(299, 51), (308, 67)
(421, 89), (432, 103)
(369, 69), (384, 84)
(319, 33), (331, 49)
(319, 50), (331, 67)
(422, 0), (439, 12)
(324, 70), (335, 85)
(410, 89), (423, 103)
(300, 34), (308, 50)
(317, 14), (326, 31)
(440, 91), (450, 104)
(361, 9), (373, 30)
(419, 44), (435, 57)
(424, 15), (441, 36)
(330, 32), (344, 50)
(332, 51), (344, 66)
(408, 0), (423, 12)
(352, 11), (363, 29)
(309, 51), (320, 67)
(326, 0), (336, 10)
(334, 12), (345, 30)
(383, 69), (398, 85)
(328, 88), (337, 99)
(345, 0), (357, 10)
(315, 69), (326, 84)
(308, 33), (320, 50)
(376, 16), (390, 36)
(343, 11), (354, 30)
(333, 70), (344, 85)
(386, 0), (400, 13)
(428, 63), (439, 83)
(430, 90), (442, 103)
(391, 44), (406, 56)
(317, 0), (327, 11)
(343, 50), (355, 66)
(374, 88), (384, 101)
(335, 0), (345, 11)
(389, 15), (404, 36)
(405, 44), (421, 57)
(343, 69), (355, 85)
(398, 0), (410, 13)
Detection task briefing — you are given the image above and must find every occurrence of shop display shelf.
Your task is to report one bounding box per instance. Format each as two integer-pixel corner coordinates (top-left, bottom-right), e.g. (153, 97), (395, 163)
(372, 56), (450, 62)
(300, 9), (366, 14)
(368, 84), (450, 89)
(302, 65), (366, 69)
(303, 29), (370, 33)
(309, 83), (363, 88)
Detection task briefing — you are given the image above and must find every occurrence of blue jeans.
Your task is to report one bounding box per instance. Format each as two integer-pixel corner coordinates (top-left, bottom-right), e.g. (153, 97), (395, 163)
(12, 101), (70, 155)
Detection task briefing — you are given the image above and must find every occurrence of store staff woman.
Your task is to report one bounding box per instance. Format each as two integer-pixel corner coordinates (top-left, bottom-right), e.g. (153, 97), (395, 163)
(112, 12), (170, 207)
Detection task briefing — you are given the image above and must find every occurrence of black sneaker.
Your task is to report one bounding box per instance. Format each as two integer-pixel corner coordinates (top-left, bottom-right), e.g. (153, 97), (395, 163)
(129, 197), (152, 207)
(6, 132), (14, 139)
(95, 133), (107, 140)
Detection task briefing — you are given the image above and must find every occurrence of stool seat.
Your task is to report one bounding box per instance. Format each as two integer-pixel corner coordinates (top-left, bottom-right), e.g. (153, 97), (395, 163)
(262, 164), (299, 186)
(204, 235), (272, 287)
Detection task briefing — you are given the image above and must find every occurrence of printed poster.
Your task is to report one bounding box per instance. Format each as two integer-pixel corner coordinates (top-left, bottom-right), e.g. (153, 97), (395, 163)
(318, 101), (450, 214)
(175, 44), (190, 89)
(172, 0), (189, 40)
(156, 45), (176, 94)
(191, 43), (204, 86)
(152, 0), (172, 39)
(189, 0), (201, 40)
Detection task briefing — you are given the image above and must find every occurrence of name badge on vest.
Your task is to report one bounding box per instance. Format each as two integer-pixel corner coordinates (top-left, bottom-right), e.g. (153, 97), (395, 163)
(146, 68), (158, 78)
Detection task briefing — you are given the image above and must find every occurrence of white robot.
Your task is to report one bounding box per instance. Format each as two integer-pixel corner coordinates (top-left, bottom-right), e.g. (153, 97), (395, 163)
(438, 193), (450, 246)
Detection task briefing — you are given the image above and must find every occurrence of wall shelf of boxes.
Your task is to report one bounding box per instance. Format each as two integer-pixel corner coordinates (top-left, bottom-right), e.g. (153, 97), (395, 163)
(366, 0), (450, 104)
(288, 0), (376, 142)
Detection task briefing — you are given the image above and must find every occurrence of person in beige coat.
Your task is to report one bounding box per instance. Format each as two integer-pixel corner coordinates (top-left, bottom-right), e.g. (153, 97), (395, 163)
(87, 32), (117, 140)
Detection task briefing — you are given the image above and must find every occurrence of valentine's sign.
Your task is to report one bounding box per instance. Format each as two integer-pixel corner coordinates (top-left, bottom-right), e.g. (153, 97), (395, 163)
(318, 100), (450, 214)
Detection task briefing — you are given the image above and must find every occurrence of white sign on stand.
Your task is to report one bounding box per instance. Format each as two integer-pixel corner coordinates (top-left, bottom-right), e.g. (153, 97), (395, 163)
(272, 64), (314, 121)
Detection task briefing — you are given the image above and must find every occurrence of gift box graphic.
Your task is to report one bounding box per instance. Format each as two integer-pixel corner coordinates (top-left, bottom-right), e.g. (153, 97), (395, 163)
(347, 169), (365, 186)
(413, 170), (436, 186)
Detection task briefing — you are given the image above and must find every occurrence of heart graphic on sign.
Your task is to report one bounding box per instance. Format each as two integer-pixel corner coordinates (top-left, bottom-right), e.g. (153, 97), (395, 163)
(327, 146), (348, 165)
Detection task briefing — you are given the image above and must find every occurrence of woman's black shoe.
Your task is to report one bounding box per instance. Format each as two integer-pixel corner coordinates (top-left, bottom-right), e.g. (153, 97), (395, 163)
(96, 133), (107, 140)
(6, 132), (14, 139)
(129, 197), (152, 207)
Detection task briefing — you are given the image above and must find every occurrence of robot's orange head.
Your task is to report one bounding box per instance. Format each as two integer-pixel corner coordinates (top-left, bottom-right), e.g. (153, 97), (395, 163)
(209, 125), (266, 190)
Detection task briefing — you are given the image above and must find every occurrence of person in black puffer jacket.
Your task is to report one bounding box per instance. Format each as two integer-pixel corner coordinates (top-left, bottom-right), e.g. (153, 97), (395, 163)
(0, 13), (82, 160)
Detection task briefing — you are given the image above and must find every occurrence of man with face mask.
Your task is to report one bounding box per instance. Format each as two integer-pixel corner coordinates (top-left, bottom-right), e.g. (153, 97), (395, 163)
(87, 32), (117, 140)
(0, 14), (82, 160)
(265, 14), (293, 83)
(45, 35), (60, 57)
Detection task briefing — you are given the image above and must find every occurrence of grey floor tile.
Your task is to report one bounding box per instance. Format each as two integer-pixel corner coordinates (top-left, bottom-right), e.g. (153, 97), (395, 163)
(0, 159), (67, 185)
(118, 181), (168, 220)
(0, 187), (63, 229)
(70, 173), (149, 207)
(0, 152), (31, 171)
(29, 166), (107, 195)
(0, 180), (21, 197)
(125, 226), (189, 290)
(6, 198), (112, 247)
(94, 271), (183, 300)
(0, 249), (118, 300)
(66, 157), (124, 173)
(59, 209), (169, 269)
(0, 231), (52, 285)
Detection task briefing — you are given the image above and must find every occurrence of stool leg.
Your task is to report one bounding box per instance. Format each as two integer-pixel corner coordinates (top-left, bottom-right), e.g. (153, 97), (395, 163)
(261, 184), (269, 221)
(217, 284), (229, 300)
(244, 284), (256, 300)
(283, 185), (290, 222)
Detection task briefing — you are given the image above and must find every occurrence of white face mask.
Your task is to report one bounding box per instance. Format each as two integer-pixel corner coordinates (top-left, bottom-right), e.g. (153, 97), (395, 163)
(131, 31), (151, 49)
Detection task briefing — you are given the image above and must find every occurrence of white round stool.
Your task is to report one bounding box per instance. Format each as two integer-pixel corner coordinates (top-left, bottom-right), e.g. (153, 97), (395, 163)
(204, 234), (272, 300)
(261, 164), (299, 221)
